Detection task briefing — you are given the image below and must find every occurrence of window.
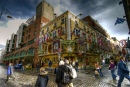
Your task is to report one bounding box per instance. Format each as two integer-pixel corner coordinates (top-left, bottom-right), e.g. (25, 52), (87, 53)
(28, 35), (30, 39)
(40, 30), (44, 35)
(26, 37), (27, 40)
(29, 28), (31, 32)
(61, 18), (64, 24)
(34, 23), (37, 28)
(28, 48), (34, 53)
(34, 31), (36, 36)
(28, 39), (34, 45)
(54, 23), (57, 27)
(47, 27), (49, 32)
(34, 38), (37, 42)
(42, 30), (44, 35)
(26, 30), (28, 34)
(84, 26), (86, 31)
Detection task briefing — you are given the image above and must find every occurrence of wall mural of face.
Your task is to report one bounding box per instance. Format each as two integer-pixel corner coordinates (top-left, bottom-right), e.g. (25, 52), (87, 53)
(53, 40), (60, 53)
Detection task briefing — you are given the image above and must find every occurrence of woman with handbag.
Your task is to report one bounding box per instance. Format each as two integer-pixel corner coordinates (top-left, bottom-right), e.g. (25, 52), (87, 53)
(109, 60), (117, 81)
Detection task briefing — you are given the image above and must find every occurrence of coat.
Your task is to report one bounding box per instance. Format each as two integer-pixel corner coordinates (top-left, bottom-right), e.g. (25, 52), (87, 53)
(117, 60), (129, 76)
(56, 65), (72, 87)
(35, 74), (49, 87)
(7, 66), (12, 75)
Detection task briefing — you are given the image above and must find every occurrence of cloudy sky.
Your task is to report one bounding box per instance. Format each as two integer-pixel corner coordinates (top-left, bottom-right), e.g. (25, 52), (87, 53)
(0, 0), (129, 50)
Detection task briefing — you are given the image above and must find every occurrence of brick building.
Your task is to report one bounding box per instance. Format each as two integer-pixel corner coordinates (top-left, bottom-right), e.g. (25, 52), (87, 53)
(3, 1), (54, 67)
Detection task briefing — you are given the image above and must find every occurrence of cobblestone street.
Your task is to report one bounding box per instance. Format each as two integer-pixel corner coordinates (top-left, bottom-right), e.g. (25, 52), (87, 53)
(0, 63), (130, 87)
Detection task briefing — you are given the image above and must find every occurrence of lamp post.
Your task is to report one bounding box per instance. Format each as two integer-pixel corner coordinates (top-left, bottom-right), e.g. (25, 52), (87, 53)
(75, 13), (82, 19)
(0, 5), (12, 19)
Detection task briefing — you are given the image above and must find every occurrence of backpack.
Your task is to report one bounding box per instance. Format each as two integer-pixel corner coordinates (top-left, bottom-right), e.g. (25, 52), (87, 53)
(67, 65), (77, 79)
(70, 67), (77, 78)
(61, 69), (71, 84)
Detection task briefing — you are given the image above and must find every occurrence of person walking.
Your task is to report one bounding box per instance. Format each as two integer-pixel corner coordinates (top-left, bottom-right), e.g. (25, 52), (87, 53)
(36, 63), (40, 70)
(35, 67), (49, 87)
(75, 60), (79, 72)
(48, 60), (53, 72)
(10, 63), (14, 75)
(117, 56), (130, 87)
(48, 60), (52, 68)
(6, 63), (15, 82)
(65, 59), (75, 87)
(109, 60), (117, 81)
(94, 62), (104, 77)
(56, 60), (71, 87)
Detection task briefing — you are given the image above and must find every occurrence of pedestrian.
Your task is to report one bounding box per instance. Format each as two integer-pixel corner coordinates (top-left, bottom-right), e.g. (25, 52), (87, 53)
(75, 60), (79, 72)
(48, 60), (52, 72)
(41, 61), (44, 67)
(48, 60), (52, 68)
(94, 62), (104, 77)
(54, 65), (59, 74)
(6, 63), (15, 82)
(10, 63), (14, 75)
(56, 60), (71, 87)
(36, 63), (39, 70)
(35, 67), (49, 87)
(65, 59), (76, 87)
(109, 60), (117, 81)
(72, 61), (75, 68)
(21, 61), (25, 71)
(117, 56), (130, 87)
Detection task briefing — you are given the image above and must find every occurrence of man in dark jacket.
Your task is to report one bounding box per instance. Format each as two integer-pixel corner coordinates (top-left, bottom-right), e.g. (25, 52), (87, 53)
(35, 67), (49, 87)
(56, 60), (71, 87)
(65, 59), (74, 87)
(117, 56), (130, 87)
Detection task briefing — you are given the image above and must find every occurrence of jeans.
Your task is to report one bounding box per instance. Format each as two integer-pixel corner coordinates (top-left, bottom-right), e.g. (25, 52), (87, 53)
(111, 69), (117, 80)
(97, 69), (103, 77)
(117, 74), (130, 87)
(6, 75), (15, 81)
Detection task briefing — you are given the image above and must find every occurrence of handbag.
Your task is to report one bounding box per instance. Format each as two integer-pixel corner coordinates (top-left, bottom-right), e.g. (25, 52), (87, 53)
(108, 67), (110, 70)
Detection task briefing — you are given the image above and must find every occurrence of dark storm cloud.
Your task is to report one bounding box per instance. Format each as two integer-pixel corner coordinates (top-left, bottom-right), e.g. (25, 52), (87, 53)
(0, 0), (40, 19)
(65, 0), (121, 18)
(0, 0), (128, 40)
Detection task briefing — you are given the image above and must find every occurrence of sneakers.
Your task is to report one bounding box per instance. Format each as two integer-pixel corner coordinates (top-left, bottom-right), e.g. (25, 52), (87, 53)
(112, 83), (117, 87)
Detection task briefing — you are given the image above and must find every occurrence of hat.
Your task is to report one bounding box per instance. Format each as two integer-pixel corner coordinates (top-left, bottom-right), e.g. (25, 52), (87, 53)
(40, 67), (48, 75)
(59, 60), (64, 66)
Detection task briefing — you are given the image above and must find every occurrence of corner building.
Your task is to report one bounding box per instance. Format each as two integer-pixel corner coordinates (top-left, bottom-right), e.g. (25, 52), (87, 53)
(38, 11), (104, 68)
(3, 1), (121, 68)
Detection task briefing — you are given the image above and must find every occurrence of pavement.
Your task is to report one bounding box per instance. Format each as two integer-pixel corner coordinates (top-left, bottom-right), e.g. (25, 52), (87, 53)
(0, 63), (130, 87)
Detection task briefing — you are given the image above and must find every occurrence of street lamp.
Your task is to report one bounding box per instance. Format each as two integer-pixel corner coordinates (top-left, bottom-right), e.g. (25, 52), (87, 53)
(75, 13), (82, 19)
(0, 5), (12, 19)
